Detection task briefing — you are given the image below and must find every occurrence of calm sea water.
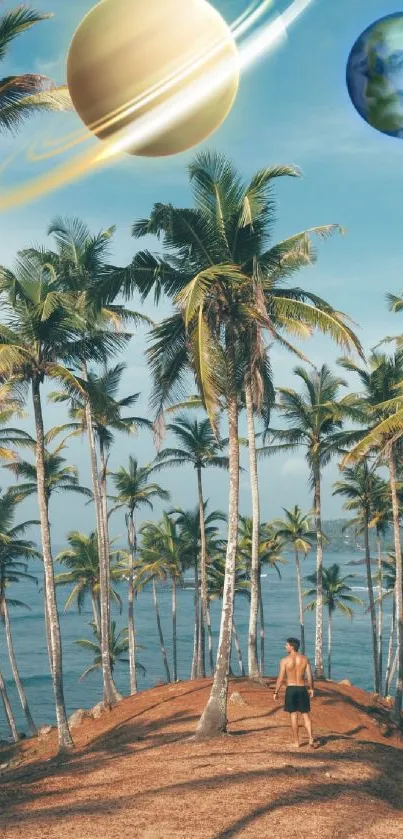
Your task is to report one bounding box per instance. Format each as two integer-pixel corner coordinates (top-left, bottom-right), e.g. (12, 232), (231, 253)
(0, 551), (393, 735)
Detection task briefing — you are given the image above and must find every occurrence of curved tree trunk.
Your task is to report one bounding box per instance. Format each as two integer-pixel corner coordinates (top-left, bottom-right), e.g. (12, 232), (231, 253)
(84, 390), (120, 707)
(232, 621), (245, 676)
(245, 377), (260, 679)
(313, 464), (325, 679)
(295, 549), (305, 654)
(328, 607), (332, 680)
(385, 598), (396, 697)
(91, 592), (101, 637)
(42, 575), (54, 675)
(197, 466), (207, 678)
(363, 504), (379, 693)
(99, 443), (112, 630)
(388, 449), (403, 724)
(196, 367), (239, 738)
(390, 647), (399, 690)
(172, 577), (177, 682)
(2, 598), (36, 735)
(191, 556), (199, 680)
(32, 377), (73, 751)
(0, 666), (19, 742)
(377, 535), (383, 691)
(206, 599), (214, 675)
(152, 578), (171, 682)
(259, 575), (265, 676)
(126, 511), (138, 695)
(385, 593), (396, 696)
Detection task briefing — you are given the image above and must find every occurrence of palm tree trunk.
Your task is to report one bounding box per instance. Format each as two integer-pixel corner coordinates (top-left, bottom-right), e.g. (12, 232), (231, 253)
(377, 535), (383, 691)
(259, 578), (265, 676)
(0, 666), (19, 743)
(206, 599), (214, 675)
(295, 549), (305, 654)
(196, 359), (239, 738)
(172, 577), (177, 682)
(363, 505), (379, 693)
(245, 377), (260, 679)
(99, 443), (111, 629)
(42, 575), (54, 675)
(2, 598), (36, 735)
(313, 464), (325, 679)
(385, 598), (396, 697)
(84, 385), (120, 707)
(152, 578), (171, 682)
(328, 607), (332, 680)
(126, 512), (138, 695)
(91, 592), (101, 637)
(232, 621), (245, 676)
(197, 466), (206, 678)
(390, 646), (399, 689)
(32, 377), (73, 751)
(388, 448), (403, 724)
(191, 556), (199, 680)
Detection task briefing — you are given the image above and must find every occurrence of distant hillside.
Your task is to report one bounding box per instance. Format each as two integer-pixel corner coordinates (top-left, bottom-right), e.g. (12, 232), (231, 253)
(321, 519), (394, 556)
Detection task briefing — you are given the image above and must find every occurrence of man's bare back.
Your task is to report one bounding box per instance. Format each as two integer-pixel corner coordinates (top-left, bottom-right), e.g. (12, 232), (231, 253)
(280, 652), (313, 688)
(273, 638), (317, 749)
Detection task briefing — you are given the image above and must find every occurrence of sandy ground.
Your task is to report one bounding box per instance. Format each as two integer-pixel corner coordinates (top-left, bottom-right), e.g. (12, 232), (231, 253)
(0, 678), (402, 839)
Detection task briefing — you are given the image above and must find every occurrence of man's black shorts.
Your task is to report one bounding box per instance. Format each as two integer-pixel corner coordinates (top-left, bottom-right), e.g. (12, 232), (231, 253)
(284, 686), (310, 713)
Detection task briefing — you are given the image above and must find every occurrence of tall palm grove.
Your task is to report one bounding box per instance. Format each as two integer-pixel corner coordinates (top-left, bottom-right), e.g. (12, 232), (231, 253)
(0, 5), (402, 754)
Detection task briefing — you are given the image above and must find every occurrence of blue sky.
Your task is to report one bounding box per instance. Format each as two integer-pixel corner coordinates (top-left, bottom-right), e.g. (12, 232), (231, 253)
(1, 0), (403, 541)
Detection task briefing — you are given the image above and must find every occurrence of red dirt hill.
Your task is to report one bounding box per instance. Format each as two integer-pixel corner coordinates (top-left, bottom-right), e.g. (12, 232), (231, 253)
(0, 678), (402, 838)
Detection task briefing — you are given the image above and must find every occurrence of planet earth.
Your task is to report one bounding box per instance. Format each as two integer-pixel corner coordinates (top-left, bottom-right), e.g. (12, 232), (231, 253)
(346, 12), (403, 138)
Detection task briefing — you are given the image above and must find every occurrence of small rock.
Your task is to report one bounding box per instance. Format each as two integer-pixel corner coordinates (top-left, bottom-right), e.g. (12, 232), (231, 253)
(68, 709), (89, 729)
(38, 725), (54, 738)
(90, 701), (107, 719)
(338, 679), (351, 686)
(0, 762), (9, 770)
(229, 691), (247, 706)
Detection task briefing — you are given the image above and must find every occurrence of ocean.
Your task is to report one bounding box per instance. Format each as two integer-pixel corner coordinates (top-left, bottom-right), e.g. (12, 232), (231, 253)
(0, 550), (393, 735)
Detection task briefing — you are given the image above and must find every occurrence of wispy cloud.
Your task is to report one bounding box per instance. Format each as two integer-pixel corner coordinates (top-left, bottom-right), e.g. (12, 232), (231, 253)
(265, 105), (403, 161)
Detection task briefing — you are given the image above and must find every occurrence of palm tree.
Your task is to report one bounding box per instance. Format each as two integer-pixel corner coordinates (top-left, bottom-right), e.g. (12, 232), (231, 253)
(170, 504), (226, 677)
(0, 253), (98, 750)
(26, 216), (149, 708)
(0, 664), (18, 742)
(305, 565), (363, 679)
(138, 520), (180, 683)
(260, 364), (355, 679)
(4, 430), (91, 676)
(4, 434), (92, 506)
(0, 491), (39, 735)
(133, 152), (360, 736)
(273, 506), (315, 654)
(75, 620), (145, 683)
(340, 349), (403, 722)
(207, 552), (250, 676)
(55, 531), (124, 636)
(382, 555), (398, 697)
(111, 457), (169, 693)
(333, 462), (385, 692)
(154, 415), (228, 677)
(370, 480), (392, 690)
(238, 517), (286, 675)
(0, 5), (71, 135)
(137, 514), (183, 681)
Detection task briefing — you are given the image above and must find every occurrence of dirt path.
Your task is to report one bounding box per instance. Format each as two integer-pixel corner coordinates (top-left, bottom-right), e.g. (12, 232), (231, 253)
(0, 679), (402, 838)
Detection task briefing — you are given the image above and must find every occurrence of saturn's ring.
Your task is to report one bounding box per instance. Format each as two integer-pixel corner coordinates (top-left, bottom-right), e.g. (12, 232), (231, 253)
(0, 0), (313, 213)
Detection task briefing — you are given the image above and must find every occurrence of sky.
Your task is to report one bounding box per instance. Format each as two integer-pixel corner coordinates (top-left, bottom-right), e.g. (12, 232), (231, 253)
(1, 0), (403, 542)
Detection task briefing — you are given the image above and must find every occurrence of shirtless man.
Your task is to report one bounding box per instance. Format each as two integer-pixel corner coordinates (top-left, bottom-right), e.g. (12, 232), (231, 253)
(273, 637), (316, 748)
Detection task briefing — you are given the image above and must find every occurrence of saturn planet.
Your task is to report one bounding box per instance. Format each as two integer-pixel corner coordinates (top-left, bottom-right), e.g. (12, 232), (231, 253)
(67, 0), (240, 157)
